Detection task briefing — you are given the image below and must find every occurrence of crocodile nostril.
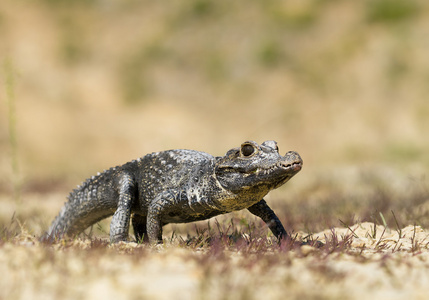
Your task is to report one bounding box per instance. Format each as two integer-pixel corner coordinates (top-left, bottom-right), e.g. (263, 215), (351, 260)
(284, 151), (303, 165)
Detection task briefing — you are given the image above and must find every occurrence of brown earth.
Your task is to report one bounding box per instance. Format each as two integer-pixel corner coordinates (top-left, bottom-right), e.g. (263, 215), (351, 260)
(2, 188), (429, 300)
(2, 217), (429, 300)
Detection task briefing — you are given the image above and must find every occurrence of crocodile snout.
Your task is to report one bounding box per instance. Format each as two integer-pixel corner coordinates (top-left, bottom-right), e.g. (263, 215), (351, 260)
(281, 151), (303, 172)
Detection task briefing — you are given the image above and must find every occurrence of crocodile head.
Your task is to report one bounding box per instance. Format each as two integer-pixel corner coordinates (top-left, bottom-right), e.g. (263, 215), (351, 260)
(215, 140), (302, 194)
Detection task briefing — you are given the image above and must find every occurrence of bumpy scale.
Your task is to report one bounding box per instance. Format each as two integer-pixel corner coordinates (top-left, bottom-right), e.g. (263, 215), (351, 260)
(42, 140), (303, 244)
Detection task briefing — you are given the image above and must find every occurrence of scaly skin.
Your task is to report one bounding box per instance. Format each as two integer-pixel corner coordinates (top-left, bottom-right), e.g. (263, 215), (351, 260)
(41, 140), (303, 244)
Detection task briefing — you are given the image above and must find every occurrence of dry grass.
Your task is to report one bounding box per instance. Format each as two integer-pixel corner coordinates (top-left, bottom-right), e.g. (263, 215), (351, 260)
(1, 179), (429, 300)
(2, 201), (429, 300)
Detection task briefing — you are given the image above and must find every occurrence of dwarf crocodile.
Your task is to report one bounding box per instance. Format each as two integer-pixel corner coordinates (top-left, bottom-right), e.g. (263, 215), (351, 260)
(42, 140), (303, 244)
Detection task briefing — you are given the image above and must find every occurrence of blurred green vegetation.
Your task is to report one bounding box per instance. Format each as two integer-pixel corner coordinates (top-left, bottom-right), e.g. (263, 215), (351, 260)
(27, 0), (427, 105)
(58, 16), (90, 65)
(366, 0), (420, 23)
(384, 143), (425, 162)
(120, 40), (171, 104)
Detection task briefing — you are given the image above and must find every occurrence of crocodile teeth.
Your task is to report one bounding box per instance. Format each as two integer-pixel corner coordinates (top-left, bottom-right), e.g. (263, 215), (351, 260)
(260, 165), (278, 175)
(259, 161), (301, 175)
(280, 161), (302, 169)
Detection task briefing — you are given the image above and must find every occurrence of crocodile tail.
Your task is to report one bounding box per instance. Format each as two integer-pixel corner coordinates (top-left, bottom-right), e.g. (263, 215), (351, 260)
(40, 168), (120, 243)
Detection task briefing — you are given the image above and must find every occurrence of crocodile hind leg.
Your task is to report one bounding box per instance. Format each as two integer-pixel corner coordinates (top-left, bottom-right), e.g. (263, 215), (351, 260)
(110, 173), (136, 243)
(132, 214), (148, 243)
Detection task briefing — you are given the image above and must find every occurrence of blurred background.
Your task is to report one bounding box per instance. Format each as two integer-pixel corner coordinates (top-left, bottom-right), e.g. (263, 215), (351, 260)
(1, 0), (429, 233)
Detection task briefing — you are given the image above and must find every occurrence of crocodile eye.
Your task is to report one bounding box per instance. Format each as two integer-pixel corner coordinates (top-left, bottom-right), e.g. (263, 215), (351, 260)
(241, 144), (255, 157)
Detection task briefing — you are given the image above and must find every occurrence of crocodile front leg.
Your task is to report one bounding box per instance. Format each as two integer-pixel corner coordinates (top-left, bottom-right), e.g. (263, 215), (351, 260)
(247, 199), (288, 240)
(110, 173), (136, 243)
(147, 190), (178, 244)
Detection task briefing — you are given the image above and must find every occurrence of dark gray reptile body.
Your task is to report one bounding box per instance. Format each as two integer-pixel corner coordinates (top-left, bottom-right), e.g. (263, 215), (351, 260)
(42, 140), (302, 244)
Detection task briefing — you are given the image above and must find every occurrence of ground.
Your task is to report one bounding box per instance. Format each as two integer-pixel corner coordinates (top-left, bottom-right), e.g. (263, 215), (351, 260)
(2, 215), (429, 300)
(2, 180), (429, 300)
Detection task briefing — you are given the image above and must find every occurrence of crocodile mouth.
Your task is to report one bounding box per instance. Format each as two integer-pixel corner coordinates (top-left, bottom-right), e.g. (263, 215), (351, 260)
(257, 161), (302, 175)
(219, 161), (302, 176)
